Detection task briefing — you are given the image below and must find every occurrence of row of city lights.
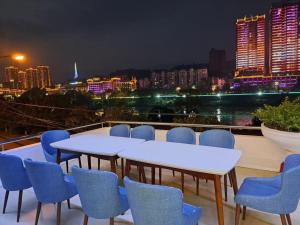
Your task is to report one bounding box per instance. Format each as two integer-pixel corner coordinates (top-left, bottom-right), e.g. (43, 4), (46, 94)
(106, 91), (300, 100)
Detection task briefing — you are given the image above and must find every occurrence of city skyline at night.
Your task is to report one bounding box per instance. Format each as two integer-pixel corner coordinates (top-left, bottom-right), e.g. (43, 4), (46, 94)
(0, 0), (275, 82)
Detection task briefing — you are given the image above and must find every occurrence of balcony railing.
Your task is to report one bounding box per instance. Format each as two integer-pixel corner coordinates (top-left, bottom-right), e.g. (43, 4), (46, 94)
(0, 121), (261, 151)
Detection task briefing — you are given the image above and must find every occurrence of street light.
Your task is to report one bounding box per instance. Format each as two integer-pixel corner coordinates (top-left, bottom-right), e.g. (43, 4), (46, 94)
(0, 53), (26, 62)
(12, 54), (25, 62)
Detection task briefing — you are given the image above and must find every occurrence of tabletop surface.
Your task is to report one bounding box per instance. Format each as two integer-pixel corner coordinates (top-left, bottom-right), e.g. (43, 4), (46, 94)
(118, 140), (241, 175)
(51, 134), (145, 156)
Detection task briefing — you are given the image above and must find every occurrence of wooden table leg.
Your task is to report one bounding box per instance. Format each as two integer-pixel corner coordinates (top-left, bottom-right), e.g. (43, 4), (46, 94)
(181, 172), (185, 193)
(121, 158), (124, 178)
(151, 167), (155, 184)
(159, 168), (162, 185)
(141, 164), (147, 183)
(56, 149), (61, 164)
(125, 159), (131, 177)
(229, 168), (238, 195)
(214, 175), (225, 225)
(110, 158), (117, 173)
(87, 155), (92, 169)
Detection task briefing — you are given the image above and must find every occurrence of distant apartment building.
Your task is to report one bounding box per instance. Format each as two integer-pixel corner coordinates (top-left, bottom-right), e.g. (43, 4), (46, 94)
(178, 70), (189, 89)
(25, 68), (38, 89)
(235, 15), (266, 77)
(4, 66), (19, 88)
(150, 65), (208, 90)
(270, 1), (300, 76)
(209, 48), (226, 77)
(138, 77), (151, 89)
(17, 71), (27, 89)
(151, 71), (167, 89)
(37, 66), (52, 88)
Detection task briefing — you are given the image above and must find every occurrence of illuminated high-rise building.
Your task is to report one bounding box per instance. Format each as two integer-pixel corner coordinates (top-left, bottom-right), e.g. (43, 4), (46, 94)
(25, 68), (38, 89)
(235, 15), (266, 77)
(4, 66), (19, 88)
(37, 66), (52, 88)
(4, 66), (18, 83)
(17, 71), (27, 89)
(270, 1), (300, 76)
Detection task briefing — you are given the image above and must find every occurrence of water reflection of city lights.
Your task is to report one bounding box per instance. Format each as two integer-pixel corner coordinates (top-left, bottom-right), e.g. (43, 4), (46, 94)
(217, 108), (221, 123)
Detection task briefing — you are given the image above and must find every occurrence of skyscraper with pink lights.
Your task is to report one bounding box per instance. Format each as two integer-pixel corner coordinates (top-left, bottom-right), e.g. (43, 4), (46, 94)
(235, 15), (266, 77)
(270, 1), (300, 76)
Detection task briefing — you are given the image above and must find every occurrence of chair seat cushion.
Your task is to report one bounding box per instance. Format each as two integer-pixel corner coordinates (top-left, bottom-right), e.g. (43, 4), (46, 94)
(235, 178), (281, 212)
(237, 178), (280, 199)
(183, 203), (202, 225)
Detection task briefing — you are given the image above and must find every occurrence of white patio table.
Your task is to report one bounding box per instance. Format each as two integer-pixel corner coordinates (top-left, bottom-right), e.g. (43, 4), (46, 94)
(118, 140), (242, 225)
(51, 134), (145, 176)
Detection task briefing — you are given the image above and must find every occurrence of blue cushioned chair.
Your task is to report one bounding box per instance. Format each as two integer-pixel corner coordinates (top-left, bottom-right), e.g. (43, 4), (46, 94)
(235, 154), (300, 225)
(95, 124), (131, 171)
(72, 166), (129, 225)
(110, 124), (130, 137)
(41, 130), (82, 173)
(124, 177), (201, 225)
(131, 125), (155, 141)
(0, 154), (32, 222)
(130, 125), (155, 182)
(24, 159), (78, 225)
(165, 127), (196, 189)
(199, 129), (235, 200)
(167, 127), (196, 145)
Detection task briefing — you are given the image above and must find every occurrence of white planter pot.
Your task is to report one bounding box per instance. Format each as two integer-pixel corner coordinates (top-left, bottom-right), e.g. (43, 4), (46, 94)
(261, 124), (300, 153)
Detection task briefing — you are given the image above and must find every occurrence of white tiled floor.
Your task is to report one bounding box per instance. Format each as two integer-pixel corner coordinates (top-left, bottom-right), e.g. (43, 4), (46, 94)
(1, 146), (299, 225)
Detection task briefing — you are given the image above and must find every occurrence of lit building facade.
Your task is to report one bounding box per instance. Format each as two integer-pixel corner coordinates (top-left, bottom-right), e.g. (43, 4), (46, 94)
(87, 77), (137, 95)
(3, 65), (52, 90)
(87, 78), (113, 95)
(17, 71), (27, 89)
(25, 68), (38, 89)
(235, 15), (266, 77)
(4, 66), (19, 88)
(150, 66), (208, 90)
(37, 66), (52, 88)
(270, 1), (300, 76)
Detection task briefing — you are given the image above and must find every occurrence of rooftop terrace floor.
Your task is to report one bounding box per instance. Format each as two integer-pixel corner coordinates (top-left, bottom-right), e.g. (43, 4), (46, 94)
(0, 130), (299, 225)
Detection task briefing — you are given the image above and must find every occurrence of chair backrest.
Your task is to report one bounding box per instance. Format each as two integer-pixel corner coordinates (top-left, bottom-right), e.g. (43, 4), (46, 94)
(0, 154), (31, 191)
(166, 127), (196, 144)
(24, 159), (71, 203)
(124, 177), (183, 225)
(131, 125), (155, 141)
(283, 154), (300, 172)
(278, 164), (300, 213)
(72, 166), (126, 219)
(110, 124), (130, 138)
(40, 130), (70, 161)
(199, 129), (235, 149)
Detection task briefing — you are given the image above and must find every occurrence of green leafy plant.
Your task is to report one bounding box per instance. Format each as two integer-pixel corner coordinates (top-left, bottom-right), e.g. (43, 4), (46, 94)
(253, 97), (300, 132)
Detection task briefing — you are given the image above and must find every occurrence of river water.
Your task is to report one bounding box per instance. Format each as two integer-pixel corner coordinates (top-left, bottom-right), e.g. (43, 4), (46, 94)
(99, 92), (300, 126)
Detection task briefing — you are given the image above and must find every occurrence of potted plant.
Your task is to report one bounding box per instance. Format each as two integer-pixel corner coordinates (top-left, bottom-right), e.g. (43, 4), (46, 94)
(253, 97), (300, 153)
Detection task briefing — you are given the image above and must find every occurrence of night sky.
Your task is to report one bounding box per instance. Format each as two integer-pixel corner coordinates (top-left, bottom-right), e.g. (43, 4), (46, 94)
(0, 0), (275, 82)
